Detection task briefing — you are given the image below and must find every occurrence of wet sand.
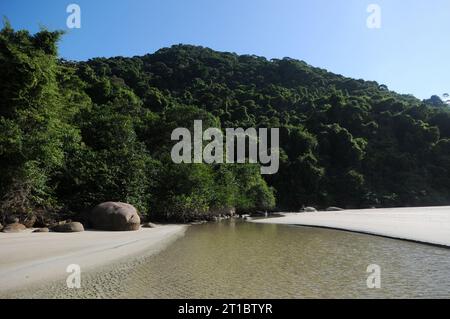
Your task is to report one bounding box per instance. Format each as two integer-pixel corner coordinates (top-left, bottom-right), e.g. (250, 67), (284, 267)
(252, 206), (450, 247)
(0, 225), (187, 294)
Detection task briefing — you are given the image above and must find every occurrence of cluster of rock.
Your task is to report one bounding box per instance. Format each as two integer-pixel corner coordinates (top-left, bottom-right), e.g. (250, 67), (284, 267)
(1, 202), (154, 234)
(300, 206), (345, 213)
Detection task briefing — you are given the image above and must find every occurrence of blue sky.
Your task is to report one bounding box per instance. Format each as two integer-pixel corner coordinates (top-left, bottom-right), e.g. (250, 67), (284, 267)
(1, 0), (449, 99)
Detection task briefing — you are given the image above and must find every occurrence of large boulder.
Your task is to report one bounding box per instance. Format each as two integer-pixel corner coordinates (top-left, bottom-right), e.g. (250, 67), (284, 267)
(51, 222), (84, 233)
(89, 202), (141, 231)
(304, 207), (317, 212)
(2, 222), (27, 233)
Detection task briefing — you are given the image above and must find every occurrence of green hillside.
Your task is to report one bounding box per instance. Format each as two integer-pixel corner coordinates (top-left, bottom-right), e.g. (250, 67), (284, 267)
(1, 26), (450, 222)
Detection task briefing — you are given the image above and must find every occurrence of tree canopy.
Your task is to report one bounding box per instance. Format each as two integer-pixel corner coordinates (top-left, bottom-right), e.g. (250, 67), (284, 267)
(1, 25), (449, 222)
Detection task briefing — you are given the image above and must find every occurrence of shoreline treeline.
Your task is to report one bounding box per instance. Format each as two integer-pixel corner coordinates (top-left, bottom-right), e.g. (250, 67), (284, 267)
(1, 25), (449, 223)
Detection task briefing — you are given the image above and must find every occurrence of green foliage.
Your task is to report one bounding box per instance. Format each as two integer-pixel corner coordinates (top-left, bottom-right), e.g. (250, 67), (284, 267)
(1, 24), (450, 223)
(0, 25), (77, 215)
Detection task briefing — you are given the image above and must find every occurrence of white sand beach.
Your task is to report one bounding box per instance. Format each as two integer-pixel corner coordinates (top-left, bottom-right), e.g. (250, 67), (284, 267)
(252, 206), (450, 247)
(0, 225), (187, 293)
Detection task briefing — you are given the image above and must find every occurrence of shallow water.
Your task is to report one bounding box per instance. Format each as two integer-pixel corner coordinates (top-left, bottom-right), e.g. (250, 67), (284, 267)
(6, 220), (450, 298)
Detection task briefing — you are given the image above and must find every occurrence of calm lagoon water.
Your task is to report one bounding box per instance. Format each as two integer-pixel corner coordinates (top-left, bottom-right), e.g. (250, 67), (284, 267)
(9, 220), (450, 299)
(118, 220), (450, 299)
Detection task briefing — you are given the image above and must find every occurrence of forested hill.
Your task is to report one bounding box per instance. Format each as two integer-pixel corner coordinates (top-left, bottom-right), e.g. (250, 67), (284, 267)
(1, 26), (450, 223)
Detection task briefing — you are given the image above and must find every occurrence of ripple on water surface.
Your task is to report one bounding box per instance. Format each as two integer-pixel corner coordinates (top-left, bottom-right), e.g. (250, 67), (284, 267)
(5, 220), (450, 298)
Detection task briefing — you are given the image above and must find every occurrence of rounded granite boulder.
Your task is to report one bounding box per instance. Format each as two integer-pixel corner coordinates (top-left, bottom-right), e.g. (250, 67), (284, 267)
(89, 202), (141, 231)
(2, 222), (27, 233)
(51, 222), (84, 233)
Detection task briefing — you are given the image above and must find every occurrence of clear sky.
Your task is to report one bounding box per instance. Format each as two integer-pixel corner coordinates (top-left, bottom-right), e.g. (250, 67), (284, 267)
(1, 0), (449, 99)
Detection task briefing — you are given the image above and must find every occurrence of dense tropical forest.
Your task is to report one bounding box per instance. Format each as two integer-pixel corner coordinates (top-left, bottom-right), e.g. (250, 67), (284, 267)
(1, 24), (450, 223)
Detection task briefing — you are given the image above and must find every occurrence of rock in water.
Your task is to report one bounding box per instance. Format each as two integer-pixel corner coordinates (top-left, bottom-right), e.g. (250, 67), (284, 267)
(52, 222), (84, 233)
(2, 223), (27, 233)
(90, 202), (141, 231)
(304, 207), (317, 212)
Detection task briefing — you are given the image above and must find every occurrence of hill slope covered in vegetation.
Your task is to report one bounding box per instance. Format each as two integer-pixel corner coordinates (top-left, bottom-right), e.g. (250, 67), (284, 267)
(1, 25), (450, 222)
